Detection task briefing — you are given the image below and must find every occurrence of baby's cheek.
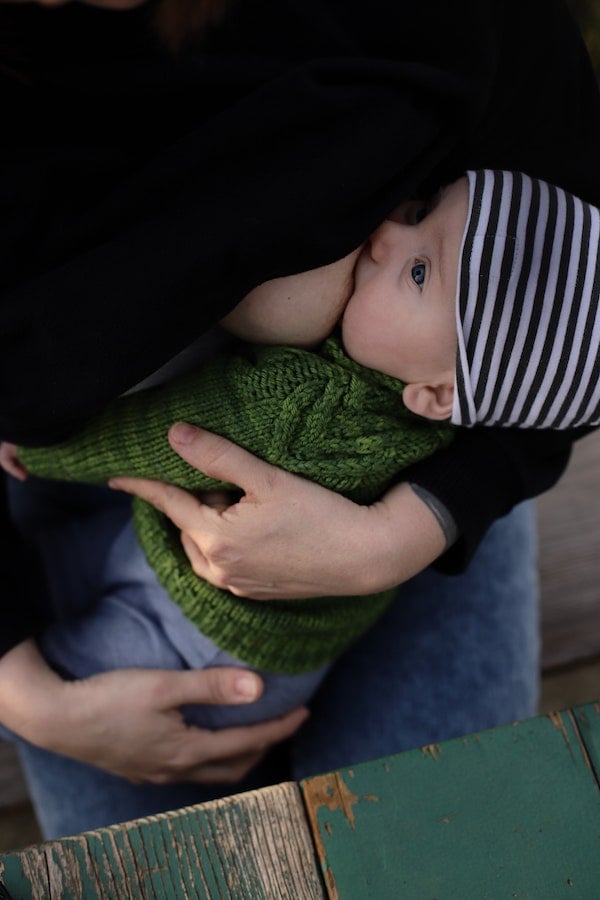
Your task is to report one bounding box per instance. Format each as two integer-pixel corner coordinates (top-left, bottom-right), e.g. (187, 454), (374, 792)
(340, 299), (375, 368)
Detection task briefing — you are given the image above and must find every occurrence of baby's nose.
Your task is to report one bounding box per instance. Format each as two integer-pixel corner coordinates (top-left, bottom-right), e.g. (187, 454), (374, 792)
(368, 218), (408, 262)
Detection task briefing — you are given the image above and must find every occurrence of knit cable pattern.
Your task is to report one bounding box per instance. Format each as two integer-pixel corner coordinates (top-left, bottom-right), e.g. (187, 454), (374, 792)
(20, 337), (454, 673)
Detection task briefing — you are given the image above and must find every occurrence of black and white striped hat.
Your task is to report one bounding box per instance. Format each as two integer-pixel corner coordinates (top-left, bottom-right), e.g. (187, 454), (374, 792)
(452, 170), (600, 429)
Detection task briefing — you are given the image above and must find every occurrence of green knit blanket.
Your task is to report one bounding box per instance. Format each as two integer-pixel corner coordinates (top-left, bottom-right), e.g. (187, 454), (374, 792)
(20, 337), (453, 673)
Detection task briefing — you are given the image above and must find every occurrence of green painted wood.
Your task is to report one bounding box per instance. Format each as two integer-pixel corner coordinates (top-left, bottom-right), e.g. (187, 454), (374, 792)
(574, 700), (600, 778)
(0, 782), (325, 899)
(4, 706), (600, 899)
(301, 708), (600, 899)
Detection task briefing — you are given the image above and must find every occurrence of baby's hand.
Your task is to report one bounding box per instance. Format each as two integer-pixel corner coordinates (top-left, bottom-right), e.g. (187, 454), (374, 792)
(0, 442), (28, 481)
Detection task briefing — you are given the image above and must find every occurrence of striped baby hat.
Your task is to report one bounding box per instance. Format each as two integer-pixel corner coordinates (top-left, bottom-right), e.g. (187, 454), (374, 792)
(452, 169), (600, 429)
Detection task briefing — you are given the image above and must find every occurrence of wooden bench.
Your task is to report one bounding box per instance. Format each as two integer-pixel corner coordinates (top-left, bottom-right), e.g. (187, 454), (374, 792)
(1, 701), (600, 898)
(537, 428), (600, 669)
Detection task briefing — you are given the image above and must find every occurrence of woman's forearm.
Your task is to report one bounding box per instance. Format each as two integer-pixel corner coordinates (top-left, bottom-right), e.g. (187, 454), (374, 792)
(357, 481), (448, 593)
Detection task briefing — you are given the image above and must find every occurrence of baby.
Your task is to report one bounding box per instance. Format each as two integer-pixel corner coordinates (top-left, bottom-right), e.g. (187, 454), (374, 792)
(3, 169), (599, 730)
(227, 168), (600, 430)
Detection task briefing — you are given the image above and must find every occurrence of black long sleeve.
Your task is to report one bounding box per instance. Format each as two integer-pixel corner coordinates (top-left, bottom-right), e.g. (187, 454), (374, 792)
(1, 0), (599, 647)
(0, 476), (50, 655)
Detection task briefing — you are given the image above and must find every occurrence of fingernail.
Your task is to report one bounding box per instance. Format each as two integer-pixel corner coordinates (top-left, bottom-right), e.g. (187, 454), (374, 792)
(170, 423), (197, 445)
(234, 674), (260, 701)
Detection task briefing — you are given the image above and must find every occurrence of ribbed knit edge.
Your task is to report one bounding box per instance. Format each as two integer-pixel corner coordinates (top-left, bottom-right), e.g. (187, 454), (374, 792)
(134, 498), (396, 674)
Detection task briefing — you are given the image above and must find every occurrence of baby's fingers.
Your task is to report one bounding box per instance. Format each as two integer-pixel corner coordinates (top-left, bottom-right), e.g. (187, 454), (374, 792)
(0, 442), (28, 481)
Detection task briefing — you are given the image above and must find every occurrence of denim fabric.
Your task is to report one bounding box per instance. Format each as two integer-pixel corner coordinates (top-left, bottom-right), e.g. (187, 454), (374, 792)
(3, 478), (539, 839)
(292, 499), (539, 778)
(7, 477), (329, 729)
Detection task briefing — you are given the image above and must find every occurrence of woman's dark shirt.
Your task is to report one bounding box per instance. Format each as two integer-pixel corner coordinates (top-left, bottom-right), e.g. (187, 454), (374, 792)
(1, 0), (599, 652)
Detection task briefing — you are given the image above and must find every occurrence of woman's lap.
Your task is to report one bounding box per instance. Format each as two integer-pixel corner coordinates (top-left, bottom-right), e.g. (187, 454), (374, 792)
(13, 739), (291, 840)
(292, 501), (539, 778)
(7, 477), (329, 730)
(4, 478), (539, 838)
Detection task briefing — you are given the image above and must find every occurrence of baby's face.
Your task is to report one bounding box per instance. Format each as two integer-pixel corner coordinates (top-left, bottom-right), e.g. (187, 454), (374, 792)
(342, 176), (468, 388)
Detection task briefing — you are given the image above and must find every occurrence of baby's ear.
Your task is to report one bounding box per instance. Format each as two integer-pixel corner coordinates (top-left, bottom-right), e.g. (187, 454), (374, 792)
(402, 381), (454, 421)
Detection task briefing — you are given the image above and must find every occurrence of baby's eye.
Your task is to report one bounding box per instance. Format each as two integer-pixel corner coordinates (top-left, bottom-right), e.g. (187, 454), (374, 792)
(415, 206), (428, 223)
(411, 260), (426, 287)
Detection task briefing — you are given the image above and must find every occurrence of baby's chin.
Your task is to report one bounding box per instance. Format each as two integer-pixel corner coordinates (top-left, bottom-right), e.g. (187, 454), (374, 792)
(339, 317), (373, 372)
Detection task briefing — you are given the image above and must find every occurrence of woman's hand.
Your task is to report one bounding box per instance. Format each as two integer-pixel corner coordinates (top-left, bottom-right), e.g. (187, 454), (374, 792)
(110, 423), (447, 600)
(0, 639), (308, 784)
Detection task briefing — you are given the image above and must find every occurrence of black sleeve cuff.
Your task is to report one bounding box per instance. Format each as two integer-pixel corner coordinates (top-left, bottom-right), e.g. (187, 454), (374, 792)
(402, 425), (577, 573)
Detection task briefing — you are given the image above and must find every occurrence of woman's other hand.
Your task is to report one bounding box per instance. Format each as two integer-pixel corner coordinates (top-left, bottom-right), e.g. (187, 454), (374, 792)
(0, 640), (308, 784)
(110, 423), (447, 600)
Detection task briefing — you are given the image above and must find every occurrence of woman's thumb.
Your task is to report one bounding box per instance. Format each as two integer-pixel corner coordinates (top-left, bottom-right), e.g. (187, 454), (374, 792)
(168, 424), (276, 495)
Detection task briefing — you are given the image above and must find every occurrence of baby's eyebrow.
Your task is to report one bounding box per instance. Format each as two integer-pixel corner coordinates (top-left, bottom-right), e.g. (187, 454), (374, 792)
(435, 230), (446, 291)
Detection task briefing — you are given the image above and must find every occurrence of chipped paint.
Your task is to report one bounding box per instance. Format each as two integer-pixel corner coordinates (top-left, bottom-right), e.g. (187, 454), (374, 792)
(303, 773), (360, 830)
(325, 867), (338, 899)
(567, 709), (594, 772)
(548, 709), (594, 771)
(548, 710), (571, 747)
(302, 771), (383, 897)
(421, 744), (442, 761)
(301, 772), (359, 899)
(576, 710), (589, 728)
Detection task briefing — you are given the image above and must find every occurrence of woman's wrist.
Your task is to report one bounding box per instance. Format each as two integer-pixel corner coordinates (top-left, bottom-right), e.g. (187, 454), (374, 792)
(359, 481), (449, 594)
(0, 638), (67, 746)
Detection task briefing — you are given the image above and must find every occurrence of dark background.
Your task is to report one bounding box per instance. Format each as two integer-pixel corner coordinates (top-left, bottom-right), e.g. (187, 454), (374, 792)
(570, 0), (600, 77)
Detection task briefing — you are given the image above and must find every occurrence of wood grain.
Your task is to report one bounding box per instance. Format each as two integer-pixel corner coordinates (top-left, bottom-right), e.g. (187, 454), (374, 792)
(537, 429), (600, 668)
(0, 782), (325, 899)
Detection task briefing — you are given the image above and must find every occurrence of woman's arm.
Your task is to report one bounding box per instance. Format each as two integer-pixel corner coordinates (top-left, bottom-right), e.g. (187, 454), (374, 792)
(0, 639), (308, 784)
(111, 420), (583, 596)
(110, 423), (447, 600)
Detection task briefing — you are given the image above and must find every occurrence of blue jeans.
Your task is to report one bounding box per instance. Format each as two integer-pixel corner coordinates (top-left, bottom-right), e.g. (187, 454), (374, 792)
(3, 478), (539, 839)
(9, 477), (328, 729)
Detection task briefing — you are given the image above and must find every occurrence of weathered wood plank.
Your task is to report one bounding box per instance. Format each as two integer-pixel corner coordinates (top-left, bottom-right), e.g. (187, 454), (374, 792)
(537, 430), (600, 668)
(0, 782), (325, 899)
(574, 700), (600, 778)
(301, 709), (600, 899)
